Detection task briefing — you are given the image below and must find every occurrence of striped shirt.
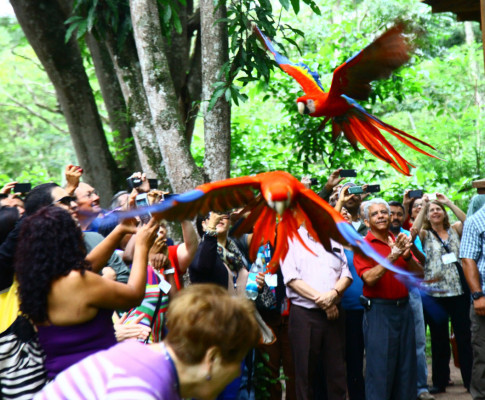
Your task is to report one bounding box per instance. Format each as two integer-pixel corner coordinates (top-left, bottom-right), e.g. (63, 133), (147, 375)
(34, 341), (180, 400)
(460, 204), (485, 292)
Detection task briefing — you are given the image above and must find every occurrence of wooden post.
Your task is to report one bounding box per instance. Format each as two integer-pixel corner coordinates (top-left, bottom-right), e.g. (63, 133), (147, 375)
(481, 0), (485, 74)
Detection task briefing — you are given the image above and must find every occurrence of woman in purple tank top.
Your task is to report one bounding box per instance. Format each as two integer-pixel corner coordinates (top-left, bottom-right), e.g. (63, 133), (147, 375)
(15, 206), (159, 379)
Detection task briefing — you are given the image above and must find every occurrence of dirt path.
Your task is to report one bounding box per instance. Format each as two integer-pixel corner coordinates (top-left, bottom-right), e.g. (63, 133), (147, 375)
(427, 361), (472, 400)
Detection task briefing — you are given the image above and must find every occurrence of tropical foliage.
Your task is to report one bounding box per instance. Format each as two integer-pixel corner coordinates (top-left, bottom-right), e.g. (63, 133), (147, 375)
(0, 0), (483, 211)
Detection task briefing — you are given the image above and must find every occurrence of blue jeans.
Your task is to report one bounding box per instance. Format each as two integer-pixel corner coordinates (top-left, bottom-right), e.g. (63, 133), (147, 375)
(409, 288), (429, 396)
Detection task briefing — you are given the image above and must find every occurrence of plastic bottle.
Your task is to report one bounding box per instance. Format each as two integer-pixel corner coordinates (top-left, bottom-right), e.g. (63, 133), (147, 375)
(245, 264), (261, 301)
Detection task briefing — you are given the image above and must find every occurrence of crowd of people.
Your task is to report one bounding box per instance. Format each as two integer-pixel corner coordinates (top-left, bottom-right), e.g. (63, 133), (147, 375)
(1, 165), (485, 400)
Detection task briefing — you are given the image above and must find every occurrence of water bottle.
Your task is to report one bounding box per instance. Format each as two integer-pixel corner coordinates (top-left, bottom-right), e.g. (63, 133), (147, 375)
(245, 264), (260, 301)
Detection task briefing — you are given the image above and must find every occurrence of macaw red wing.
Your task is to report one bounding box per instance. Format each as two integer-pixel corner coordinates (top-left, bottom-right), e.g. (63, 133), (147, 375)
(329, 24), (411, 100)
(252, 25), (325, 98)
(296, 188), (416, 277)
(159, 175), (260, 221)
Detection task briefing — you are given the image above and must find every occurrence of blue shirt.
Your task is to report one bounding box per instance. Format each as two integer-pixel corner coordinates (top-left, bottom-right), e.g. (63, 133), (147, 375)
(460, 204), (485, 292)
(341, 249), (364, 310)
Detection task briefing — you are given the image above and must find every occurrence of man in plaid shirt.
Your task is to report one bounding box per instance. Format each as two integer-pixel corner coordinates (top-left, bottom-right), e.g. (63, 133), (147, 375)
(460, 203), (485, 400)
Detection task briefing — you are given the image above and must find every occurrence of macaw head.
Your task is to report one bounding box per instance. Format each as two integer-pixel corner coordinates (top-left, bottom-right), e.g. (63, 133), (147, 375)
(263, 181), (294, 216)
(297, 96), (315, 115)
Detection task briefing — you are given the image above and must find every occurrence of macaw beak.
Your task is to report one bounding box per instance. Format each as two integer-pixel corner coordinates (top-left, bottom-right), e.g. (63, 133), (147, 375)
(297, 102), (309, 115)
(274, 201), (288, 216)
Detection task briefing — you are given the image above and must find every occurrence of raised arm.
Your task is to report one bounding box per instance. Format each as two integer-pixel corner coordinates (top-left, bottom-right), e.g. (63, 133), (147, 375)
(82, 218), (159, 310)
(176, 220), (199, 273)
(436, 193), (466, 236)
(86, 218), (137, 272)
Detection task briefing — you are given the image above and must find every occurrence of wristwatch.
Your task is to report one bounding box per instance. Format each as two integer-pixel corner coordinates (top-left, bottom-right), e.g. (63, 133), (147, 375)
(472, 291), (485, 300)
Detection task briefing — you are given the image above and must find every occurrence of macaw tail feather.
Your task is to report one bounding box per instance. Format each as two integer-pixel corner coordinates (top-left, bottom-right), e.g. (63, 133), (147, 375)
(332, 108), (437, 175)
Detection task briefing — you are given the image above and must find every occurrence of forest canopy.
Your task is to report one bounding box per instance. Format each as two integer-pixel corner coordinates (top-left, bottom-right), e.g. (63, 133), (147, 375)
(0, 0), (483, 209)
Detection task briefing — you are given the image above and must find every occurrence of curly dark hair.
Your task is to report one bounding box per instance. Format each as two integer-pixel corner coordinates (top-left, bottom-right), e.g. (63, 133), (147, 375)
(15, 206), (91, 324)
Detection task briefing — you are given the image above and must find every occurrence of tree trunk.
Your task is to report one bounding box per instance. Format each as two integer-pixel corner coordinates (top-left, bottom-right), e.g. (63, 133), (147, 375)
(200, 0), (231, 181)
(85, 33), (141, 173)
(130, 0), (204, 193)
(104, 33), (162, 179)
(10, 0), (121, 205)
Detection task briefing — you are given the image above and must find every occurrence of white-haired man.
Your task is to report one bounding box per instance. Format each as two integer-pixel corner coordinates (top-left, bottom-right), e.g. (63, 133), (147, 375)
(354, 198), (423, 400)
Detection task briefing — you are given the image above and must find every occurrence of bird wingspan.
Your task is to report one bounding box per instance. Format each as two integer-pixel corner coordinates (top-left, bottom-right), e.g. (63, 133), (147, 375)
(153, 176), (260, 221)
(252, 24), (325, 97)
(329, 24), (411, 101)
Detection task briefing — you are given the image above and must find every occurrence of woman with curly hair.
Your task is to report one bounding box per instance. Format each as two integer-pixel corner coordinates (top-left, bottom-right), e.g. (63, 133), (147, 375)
(413, 193), (473, 394)
(15, 206), (159, 379)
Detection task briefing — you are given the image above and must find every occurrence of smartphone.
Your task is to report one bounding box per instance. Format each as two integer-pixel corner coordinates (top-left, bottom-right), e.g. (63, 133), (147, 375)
(339, 169), (357, 178)
(365, 184), (381, 193)
(310, 178), (319, 186)
(13, 183), (31, 193)
(428, 193), (437, 201)
(348, 186), (364, 195)
(148, 179), (158, 189)
(408, 190), (423, 199)
(135, 193), (151, 224)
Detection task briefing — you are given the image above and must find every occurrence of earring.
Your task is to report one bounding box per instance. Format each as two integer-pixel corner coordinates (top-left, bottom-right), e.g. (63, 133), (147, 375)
(206, 374), (211, 381)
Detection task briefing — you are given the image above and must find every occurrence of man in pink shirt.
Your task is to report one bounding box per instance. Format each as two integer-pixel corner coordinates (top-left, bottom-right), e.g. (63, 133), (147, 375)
(281, 224), (352, 400)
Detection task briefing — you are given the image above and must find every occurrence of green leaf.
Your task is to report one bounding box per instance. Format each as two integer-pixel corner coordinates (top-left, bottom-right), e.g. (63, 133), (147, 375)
(64, 23), (78, 43)
(76, 19), (88, 39)
(163, 5), (172, 24)
(290, 0), (300, 14)
(279, 0), (290, 10)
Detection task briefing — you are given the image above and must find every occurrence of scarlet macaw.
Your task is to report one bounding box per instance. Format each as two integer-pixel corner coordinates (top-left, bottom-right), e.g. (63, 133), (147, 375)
(141, 171), (415, 279)
(253, 24), (438, 176)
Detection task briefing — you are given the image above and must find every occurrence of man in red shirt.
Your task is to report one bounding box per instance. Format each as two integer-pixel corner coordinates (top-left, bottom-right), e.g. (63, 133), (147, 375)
(354, 198), (423, 400)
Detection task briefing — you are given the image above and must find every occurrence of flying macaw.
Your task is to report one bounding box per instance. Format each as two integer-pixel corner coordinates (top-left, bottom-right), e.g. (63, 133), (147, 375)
(137, 171), (416, 280)
(253, 24), (439, 176)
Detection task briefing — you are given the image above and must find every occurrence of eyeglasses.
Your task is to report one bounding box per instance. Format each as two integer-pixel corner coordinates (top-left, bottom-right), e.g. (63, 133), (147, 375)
(52, 196), (77, 207)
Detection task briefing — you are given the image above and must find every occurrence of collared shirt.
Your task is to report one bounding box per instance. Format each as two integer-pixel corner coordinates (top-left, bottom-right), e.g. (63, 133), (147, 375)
(354, 230), (409, 299)
(280, 226), (351, 309)
(460, 204), (485, 292)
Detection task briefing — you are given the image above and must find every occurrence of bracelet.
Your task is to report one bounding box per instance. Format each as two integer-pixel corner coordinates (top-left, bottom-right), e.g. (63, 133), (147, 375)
(164, 268), (175, 275)
(205, 229), (217, 237)
(333, 288), (341, 297)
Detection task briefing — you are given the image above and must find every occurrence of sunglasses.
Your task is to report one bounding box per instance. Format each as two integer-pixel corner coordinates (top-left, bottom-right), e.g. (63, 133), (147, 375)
(52, 196), (77, 206)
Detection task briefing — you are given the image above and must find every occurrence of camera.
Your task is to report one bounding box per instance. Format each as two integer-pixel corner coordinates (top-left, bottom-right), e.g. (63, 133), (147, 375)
(126, 177), (142, 190)
(310, 178), (319, 186)
(348, 186), (364, 195)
